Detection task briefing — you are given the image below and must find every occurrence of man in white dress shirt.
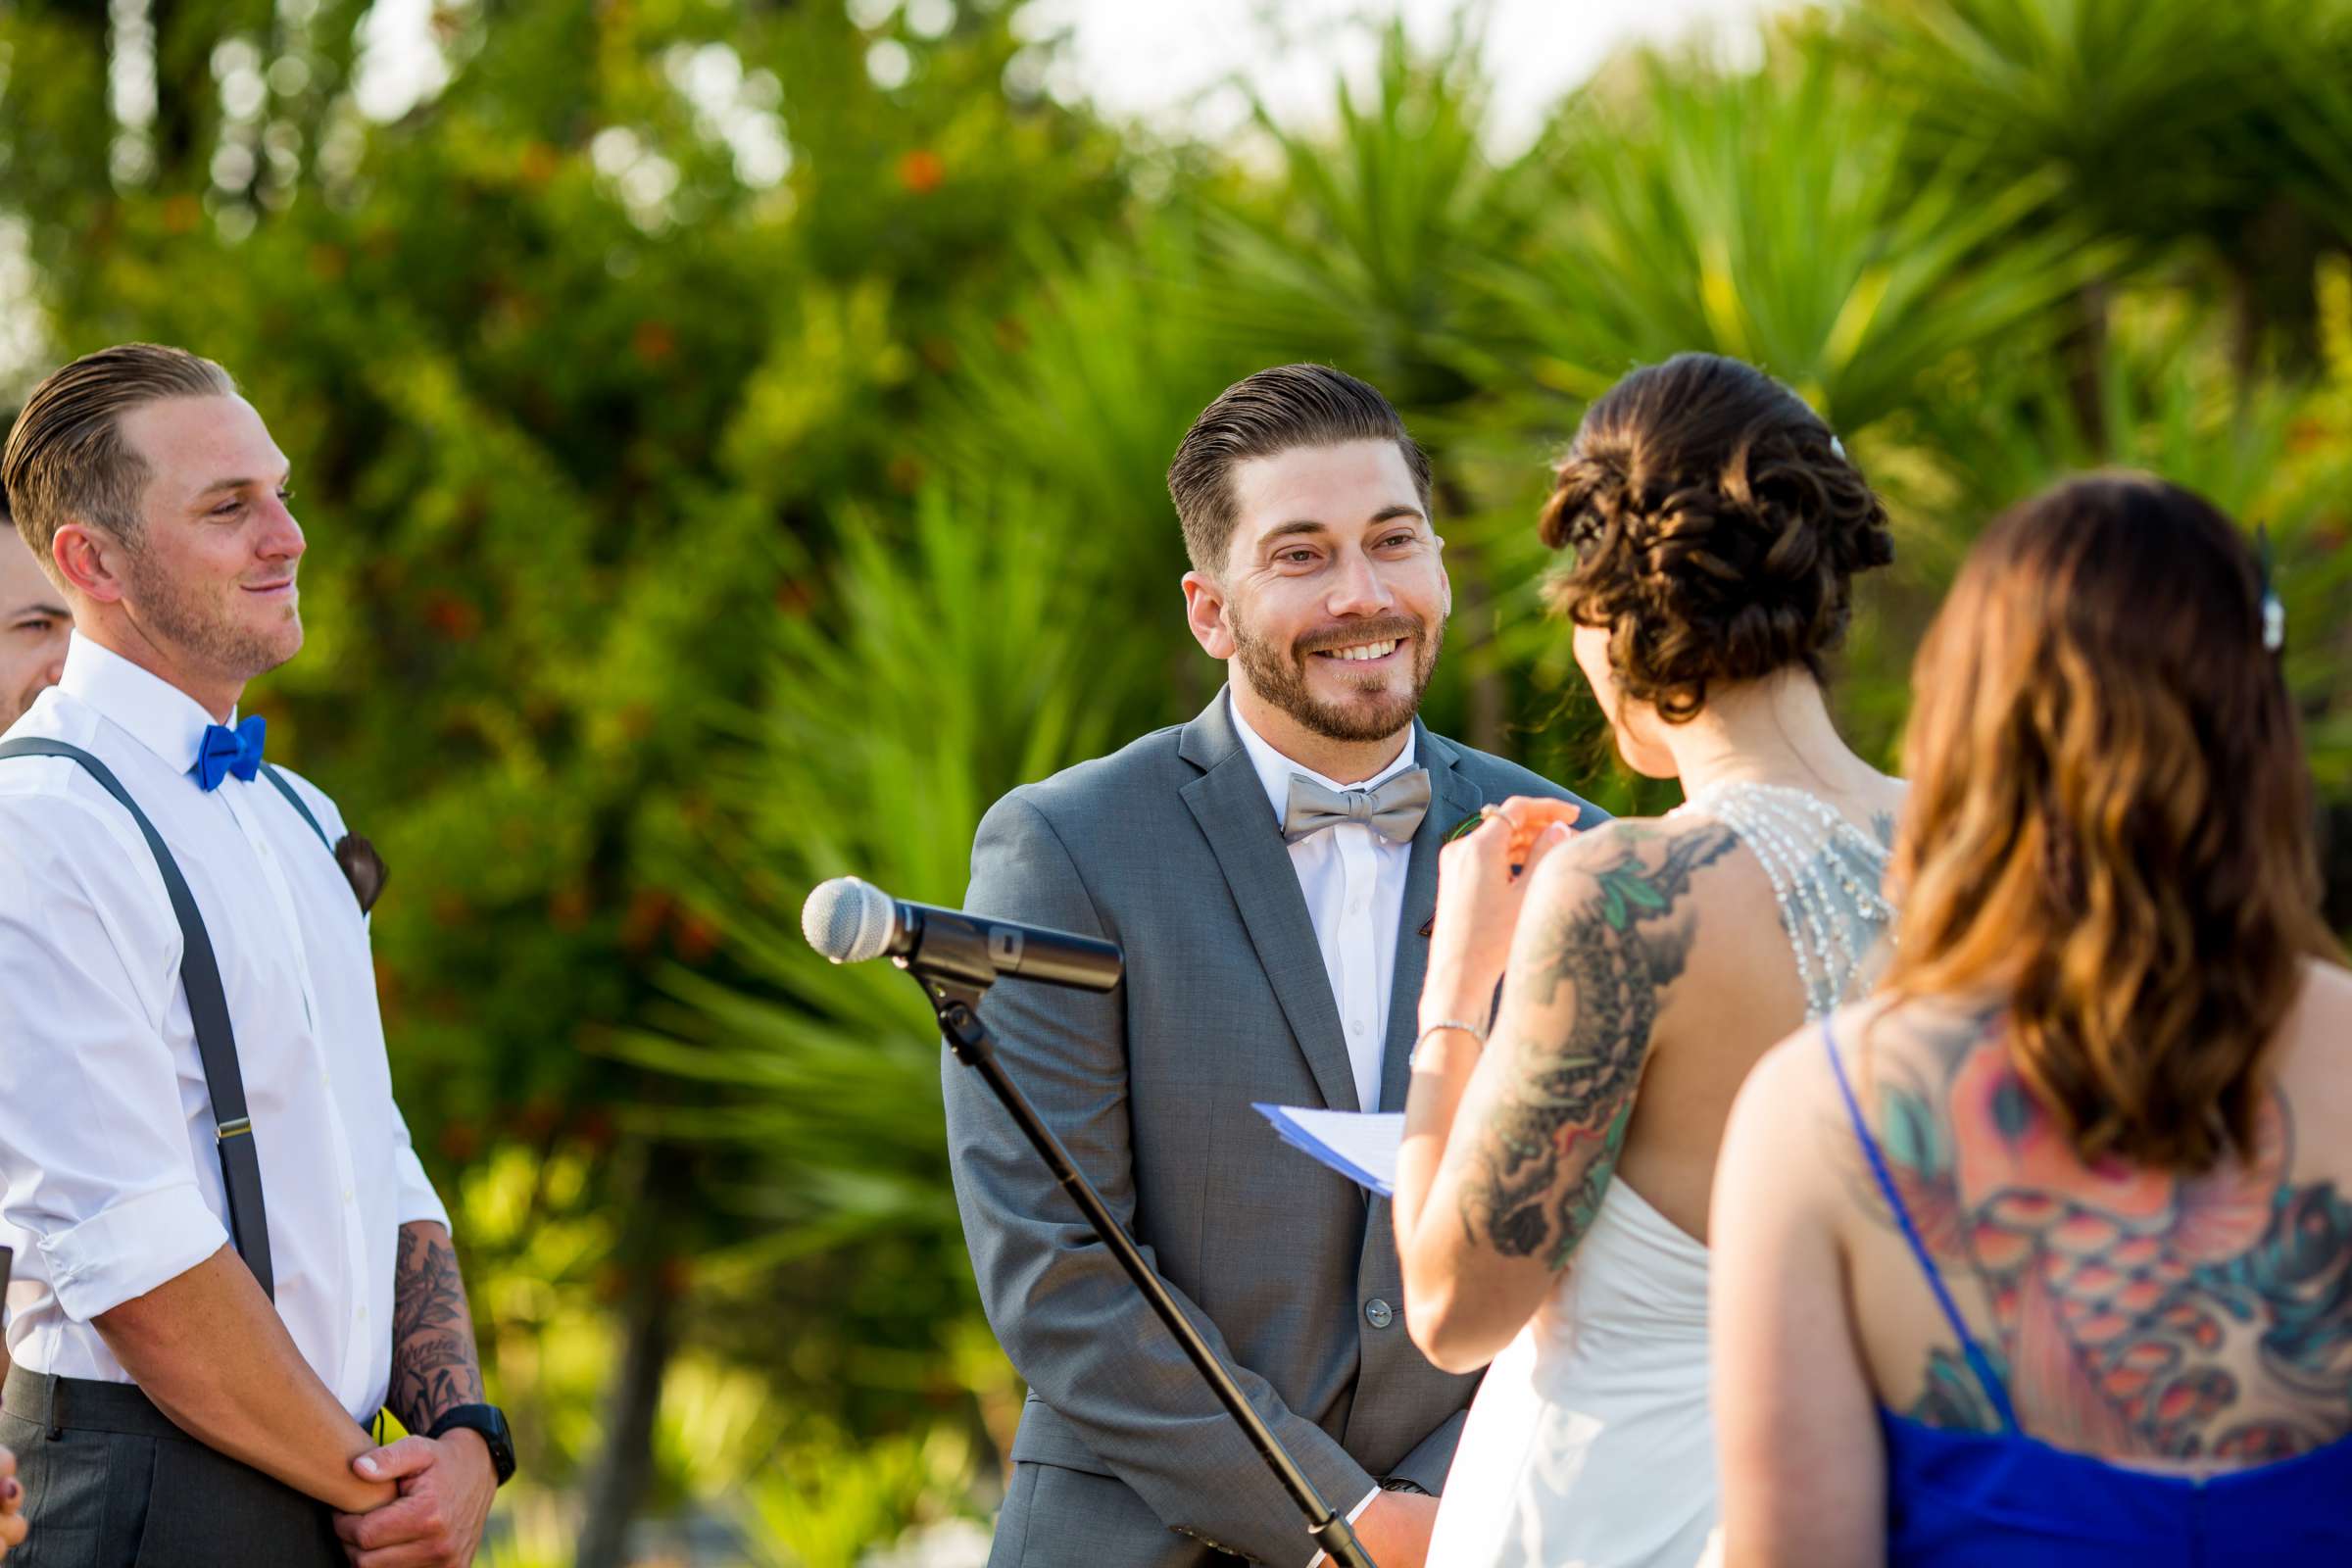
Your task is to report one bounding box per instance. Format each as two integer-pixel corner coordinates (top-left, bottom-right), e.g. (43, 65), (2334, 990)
(944, 366), (1603, 1567)
(0, 345), (510, 1568)
(0, 499), (69, 1407)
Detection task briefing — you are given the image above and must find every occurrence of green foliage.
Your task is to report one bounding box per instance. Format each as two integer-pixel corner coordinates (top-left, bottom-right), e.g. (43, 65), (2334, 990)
(1482, 35), (2107, 431)
(6, 0), (2350, 1556)
(1847, 0), (2299, 243)
(1195, 18), (1508, 405)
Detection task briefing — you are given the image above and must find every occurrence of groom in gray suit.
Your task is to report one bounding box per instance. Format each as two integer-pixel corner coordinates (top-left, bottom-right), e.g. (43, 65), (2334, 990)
(946, 365), (1604, 1566)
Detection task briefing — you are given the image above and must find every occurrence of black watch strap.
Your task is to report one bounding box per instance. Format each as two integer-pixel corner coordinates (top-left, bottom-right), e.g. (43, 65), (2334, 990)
(426, 1403), (516, 1487)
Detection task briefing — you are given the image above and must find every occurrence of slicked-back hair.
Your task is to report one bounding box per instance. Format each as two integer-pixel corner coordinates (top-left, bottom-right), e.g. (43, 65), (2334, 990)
(1167, 364), (1432, 574)
(2, 343), (236, 570)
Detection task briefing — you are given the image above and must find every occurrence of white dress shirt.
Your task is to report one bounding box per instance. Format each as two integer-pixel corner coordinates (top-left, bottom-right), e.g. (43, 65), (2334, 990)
(0, 633), (449, 1421)
(1229, 700), (1416, 1117)
(1230, 699), (1416, 1559)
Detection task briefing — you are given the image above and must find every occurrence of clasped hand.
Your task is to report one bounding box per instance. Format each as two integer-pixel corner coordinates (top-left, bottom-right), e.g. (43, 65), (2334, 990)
(0, 1445), (25, 1561)
(331, 1431), (496, 1568)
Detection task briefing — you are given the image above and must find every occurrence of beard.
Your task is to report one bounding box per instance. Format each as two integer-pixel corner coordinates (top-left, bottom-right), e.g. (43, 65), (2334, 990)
(1230, 611), (1442, 744)
(126, 548), (301, 684)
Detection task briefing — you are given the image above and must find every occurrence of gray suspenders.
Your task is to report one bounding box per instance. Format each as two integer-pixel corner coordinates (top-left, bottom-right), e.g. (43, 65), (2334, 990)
(0, 739), (338, 1301)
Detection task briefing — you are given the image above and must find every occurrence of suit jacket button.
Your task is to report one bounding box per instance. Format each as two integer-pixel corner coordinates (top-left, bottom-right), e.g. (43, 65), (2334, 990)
(1364, 1298), (1394, 1329)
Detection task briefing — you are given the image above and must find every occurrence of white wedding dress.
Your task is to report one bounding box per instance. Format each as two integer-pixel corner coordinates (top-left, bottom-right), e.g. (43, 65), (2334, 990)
(1426, 782), (1892, 1568)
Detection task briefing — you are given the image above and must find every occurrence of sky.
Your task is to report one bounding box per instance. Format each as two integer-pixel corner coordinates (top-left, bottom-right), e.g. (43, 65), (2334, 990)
(1016, 0), (1775, 156)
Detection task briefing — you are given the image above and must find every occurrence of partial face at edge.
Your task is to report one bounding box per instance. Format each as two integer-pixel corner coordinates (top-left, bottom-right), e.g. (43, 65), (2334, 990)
(0, 528), (69, 728)
(1184, 439), (1449, 744)
(113, 393), (307, 686)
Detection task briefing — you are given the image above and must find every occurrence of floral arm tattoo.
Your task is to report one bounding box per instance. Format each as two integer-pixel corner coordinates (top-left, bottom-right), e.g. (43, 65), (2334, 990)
(389, 1221), (486, 1435)
(1857, 1020), (2352, 1460)
(1460, 822), (1739, 1269)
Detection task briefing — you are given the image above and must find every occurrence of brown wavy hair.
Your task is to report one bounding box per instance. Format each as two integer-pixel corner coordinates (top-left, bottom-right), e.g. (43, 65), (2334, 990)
(1539, 353), (1892, 720)
(1886, 474), (2336, 1173)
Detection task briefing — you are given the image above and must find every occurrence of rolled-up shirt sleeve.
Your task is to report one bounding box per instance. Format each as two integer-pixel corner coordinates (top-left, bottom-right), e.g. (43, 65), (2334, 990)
(0, 797), (230, 1321)
(389, 1108), (453, 1233)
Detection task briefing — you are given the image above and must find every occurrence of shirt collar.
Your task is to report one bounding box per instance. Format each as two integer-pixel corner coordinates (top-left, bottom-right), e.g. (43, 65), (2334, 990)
(57, 631), (237, 775)
(1227, 691), (1417, 829)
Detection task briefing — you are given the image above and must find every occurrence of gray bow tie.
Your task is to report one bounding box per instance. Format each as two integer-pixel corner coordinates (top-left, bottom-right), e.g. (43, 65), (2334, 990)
(1281, 767), (1431, 846)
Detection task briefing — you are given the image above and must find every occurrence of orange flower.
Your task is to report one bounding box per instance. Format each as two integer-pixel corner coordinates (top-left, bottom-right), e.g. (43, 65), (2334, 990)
(632, 319), (676, 364)
(897, 148), (945, 194)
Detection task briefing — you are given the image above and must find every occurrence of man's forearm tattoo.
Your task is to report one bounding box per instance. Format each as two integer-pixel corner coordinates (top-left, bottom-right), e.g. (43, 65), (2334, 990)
(389, 1222), (486, 1434)
(1463, 823), (1738, 1268)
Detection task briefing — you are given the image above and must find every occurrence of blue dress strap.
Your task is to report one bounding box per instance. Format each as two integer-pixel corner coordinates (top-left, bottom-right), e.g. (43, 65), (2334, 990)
(1822, 1016), (2022, 1434)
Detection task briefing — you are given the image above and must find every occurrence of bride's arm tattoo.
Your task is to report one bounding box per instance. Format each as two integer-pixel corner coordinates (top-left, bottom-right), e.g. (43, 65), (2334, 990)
(1460, 822), (1739, 1269)
(389, 1221), (487, 1435)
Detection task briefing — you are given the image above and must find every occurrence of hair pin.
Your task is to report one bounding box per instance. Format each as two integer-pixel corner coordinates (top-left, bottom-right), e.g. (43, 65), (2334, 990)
(2257, 522), (2285, 653)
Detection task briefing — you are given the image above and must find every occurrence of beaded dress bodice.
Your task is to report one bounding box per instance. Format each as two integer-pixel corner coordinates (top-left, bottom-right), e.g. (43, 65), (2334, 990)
(1676, 779), (1895, 1018)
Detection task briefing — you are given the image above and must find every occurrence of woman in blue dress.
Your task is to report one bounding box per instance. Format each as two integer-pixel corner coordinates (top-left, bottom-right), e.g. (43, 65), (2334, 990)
(1707, 473), (2352, 1566)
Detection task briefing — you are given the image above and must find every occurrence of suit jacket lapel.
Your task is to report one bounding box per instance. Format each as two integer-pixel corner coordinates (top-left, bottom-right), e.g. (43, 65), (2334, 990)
(1178, 691), (1362, 1114)
(1376, 725), (1485, 1118)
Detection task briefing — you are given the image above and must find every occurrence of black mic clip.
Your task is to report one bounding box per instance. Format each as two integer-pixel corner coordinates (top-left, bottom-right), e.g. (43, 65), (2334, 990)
(925, 970), (996, 1070)
(893, 904), (1017, 993)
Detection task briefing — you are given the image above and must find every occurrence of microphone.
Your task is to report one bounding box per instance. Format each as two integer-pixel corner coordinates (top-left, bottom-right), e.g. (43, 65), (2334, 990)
(802, 876), (1123, 993)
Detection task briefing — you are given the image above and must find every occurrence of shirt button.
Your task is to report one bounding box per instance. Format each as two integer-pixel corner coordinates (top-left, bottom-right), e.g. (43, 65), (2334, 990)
(1349, 1019), (1366, 1036)
(1364, 1298), (1394, 1330)
(342, 1188), (355, 1204)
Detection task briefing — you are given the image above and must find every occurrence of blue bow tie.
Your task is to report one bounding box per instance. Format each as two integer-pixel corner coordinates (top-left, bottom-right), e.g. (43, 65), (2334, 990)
(194, 715), (268, 791)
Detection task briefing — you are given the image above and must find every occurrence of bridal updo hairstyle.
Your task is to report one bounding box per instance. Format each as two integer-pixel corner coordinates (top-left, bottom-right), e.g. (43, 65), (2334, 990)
(1539, 353), (1892, 721)
(1886, 475), (2335, 1175)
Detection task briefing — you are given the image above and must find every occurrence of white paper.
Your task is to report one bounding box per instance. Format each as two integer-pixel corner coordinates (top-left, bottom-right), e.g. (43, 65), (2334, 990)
(1252, 1103), (1405, 1198)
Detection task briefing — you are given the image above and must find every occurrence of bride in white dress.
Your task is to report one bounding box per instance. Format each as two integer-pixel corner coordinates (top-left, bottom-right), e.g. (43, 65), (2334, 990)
(1390, 353), (1902, 1568)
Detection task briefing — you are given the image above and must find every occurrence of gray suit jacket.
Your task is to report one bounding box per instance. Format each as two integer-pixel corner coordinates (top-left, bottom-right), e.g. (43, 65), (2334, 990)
(946, 689), (1605, 1564)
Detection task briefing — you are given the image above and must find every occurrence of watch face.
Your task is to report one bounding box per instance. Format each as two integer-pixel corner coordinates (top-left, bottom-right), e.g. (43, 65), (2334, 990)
(481, 1409), (517, 1483)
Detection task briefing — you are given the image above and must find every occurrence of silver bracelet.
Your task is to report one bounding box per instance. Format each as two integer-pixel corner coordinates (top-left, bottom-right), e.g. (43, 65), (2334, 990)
(1410, 1018), (1486, 1067)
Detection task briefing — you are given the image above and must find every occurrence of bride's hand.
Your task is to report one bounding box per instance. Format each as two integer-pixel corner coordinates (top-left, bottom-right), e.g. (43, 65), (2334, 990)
(1423, 797), (1580, 1021)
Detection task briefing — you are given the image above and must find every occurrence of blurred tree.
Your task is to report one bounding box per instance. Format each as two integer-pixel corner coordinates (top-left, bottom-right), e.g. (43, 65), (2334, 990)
(0, 0), (1128, 1557)
(1845, 0), (2352, 416)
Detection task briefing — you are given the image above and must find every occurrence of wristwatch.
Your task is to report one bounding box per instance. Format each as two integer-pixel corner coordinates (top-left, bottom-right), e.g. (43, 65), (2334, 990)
(427, 1403), (517, 1487)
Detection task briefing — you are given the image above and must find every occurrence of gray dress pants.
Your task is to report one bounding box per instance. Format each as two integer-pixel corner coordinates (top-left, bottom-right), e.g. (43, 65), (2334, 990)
(1, 1366), (346, 1568)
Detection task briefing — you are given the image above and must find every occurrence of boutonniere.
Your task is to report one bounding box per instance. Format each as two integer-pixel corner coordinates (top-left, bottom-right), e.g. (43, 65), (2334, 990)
(1420, 809), (1492, 936)
(334, 832), (389, 915)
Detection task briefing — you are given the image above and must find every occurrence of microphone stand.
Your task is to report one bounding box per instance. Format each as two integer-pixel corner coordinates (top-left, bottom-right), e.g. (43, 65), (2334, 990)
(916, 958), (1378, 1568)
